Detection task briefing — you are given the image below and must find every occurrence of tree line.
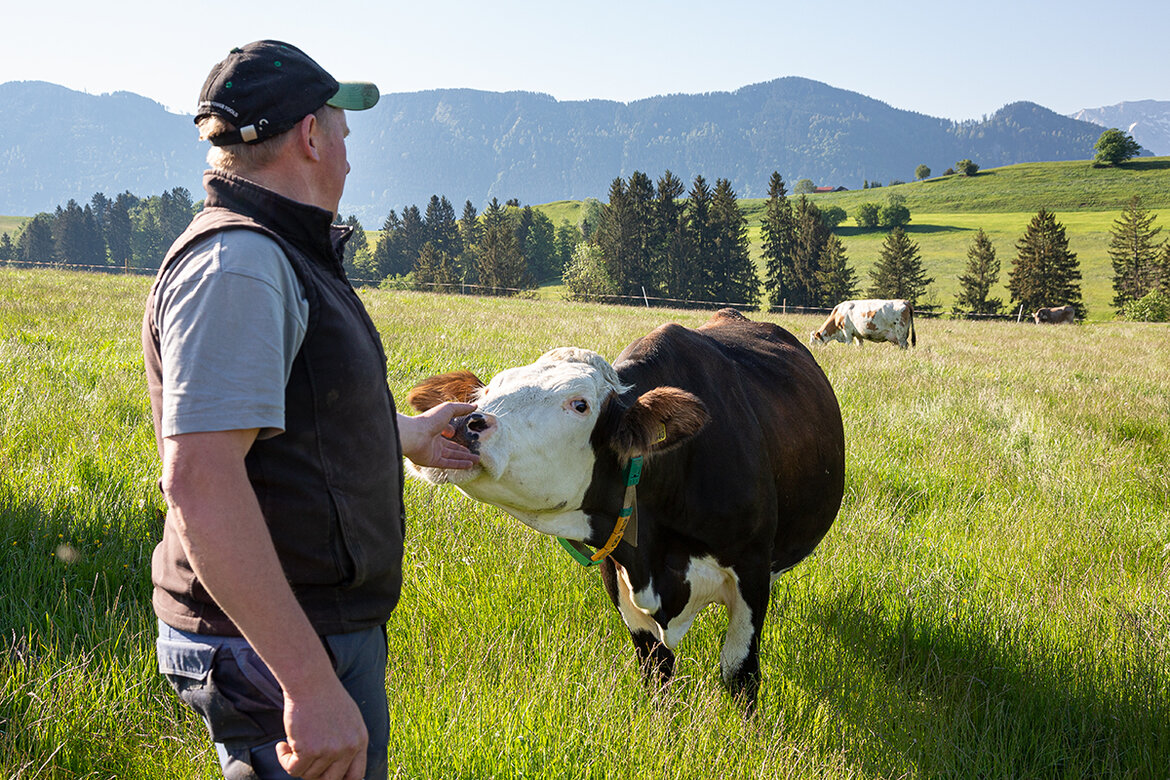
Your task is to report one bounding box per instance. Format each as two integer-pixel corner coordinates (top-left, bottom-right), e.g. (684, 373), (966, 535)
(4, 164), (1168, 321)
(342, 195), (579, 295)
(0, 189), (199, 272)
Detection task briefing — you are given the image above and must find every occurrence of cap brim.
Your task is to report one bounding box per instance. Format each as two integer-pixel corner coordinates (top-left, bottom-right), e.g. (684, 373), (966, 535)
(327, 81), (380, 111)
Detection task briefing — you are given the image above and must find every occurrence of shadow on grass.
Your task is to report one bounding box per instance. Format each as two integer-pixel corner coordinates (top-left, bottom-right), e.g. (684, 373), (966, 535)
(0, 488), (158, 651)
(792, 588), (1168, 777)
(834, 224), (974, 238)
(1106, 158), (1170, 173)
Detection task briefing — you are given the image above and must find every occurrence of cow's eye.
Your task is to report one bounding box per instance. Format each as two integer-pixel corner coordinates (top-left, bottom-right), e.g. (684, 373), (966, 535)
(569, 399), (589, 414)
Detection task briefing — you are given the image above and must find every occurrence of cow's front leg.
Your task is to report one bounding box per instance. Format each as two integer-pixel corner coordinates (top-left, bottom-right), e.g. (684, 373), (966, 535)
(721, 569), (771, 710)
(600, 559), (676, 688)
(630, 629), (675, 685)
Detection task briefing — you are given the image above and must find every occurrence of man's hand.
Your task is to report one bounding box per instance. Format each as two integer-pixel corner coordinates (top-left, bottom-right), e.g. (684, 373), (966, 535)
(276, 676), (368, 780)
(398, 402), (479, 469)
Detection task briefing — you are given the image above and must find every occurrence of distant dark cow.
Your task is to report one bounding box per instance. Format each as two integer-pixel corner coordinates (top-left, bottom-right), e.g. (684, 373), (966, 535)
(407, 309), (845, 705)
(1033, 305), (1076, 324)
(809, 299), (916, 348)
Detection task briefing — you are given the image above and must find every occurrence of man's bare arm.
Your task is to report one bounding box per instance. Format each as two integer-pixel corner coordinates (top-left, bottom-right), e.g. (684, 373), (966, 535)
(161, 429), (367, 780)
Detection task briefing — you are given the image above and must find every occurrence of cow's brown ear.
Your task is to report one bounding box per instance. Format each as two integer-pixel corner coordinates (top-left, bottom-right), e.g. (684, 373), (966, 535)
(407, 370), (484, 412)
(610, 387), (709, 459)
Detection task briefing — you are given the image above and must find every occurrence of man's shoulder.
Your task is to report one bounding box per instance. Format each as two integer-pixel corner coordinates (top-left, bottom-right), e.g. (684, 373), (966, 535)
(171, 228), (296, 290)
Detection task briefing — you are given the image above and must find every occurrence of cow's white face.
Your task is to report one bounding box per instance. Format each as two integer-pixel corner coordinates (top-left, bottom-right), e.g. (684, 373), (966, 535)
(409, 348), (628, 532)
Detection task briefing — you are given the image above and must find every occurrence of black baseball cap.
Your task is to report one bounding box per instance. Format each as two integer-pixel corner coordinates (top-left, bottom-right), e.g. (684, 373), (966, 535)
(195, 40), (379, 146)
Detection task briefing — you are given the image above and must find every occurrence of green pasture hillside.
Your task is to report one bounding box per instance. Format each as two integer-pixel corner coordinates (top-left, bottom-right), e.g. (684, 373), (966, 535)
(0, 215), (26, 235)
(783, 156), (1170, 214)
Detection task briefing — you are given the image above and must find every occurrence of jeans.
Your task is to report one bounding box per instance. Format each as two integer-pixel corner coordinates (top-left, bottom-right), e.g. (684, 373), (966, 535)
(157, 621), (389, 780)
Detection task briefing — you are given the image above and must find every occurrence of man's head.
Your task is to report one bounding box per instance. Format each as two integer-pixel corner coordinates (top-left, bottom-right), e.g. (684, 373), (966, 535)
(194, 41), (378, 212)
(195, 40), (377, 146)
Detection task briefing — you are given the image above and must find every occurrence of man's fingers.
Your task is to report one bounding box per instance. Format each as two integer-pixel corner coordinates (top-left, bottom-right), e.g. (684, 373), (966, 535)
(276, 741), (364, 780)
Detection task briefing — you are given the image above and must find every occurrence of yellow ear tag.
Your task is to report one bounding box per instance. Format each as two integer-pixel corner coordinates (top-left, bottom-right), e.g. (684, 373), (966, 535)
(655, 423), (667, 444)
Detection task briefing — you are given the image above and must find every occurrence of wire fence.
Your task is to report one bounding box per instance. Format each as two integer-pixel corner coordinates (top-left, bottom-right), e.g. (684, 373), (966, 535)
(3, 259), (1036, 322)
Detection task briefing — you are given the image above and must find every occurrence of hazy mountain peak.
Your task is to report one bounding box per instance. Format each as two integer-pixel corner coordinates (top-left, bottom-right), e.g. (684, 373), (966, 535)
(1069, 100), (1170, 156)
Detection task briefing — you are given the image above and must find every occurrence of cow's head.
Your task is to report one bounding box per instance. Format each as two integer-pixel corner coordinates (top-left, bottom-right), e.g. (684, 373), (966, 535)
(809, 326), (847, 346)
(406, 348), (708, 535)
(809, 310), (845, 346)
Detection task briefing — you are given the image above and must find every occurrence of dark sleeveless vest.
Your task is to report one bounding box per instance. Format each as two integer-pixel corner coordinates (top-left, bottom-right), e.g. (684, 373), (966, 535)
(143, 171), (405, 636)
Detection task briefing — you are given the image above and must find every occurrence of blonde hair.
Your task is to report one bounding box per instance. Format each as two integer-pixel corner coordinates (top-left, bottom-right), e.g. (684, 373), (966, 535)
(198, 107), (342, 173)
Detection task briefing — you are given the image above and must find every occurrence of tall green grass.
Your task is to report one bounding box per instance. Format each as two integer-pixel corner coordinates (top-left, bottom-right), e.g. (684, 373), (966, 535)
(2, 268), (1168, 778)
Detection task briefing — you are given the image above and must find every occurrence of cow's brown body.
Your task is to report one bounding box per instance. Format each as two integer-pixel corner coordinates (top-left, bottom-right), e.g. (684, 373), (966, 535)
(407, 310), (845, 706)
(1033, 305), (1076, 324)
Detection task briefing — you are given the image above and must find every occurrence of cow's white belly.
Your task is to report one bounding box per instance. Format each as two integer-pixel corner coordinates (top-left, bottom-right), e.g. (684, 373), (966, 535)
(614, 555), (755, 681)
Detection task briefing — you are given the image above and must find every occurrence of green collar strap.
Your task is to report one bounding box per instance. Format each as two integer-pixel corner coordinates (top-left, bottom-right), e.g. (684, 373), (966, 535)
(556, 455), (642, 567)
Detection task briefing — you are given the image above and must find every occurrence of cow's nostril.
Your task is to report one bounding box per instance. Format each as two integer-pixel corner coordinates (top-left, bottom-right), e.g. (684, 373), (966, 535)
(467, 413), (489, 433)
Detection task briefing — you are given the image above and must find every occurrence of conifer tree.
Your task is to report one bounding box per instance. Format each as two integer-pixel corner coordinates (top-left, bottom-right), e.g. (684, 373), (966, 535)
(814, 235), (858, 306)
(596, 177), (636, 296)
(398, 205), (426, 274)
(52, 200), (95, 266)
(106, 194), (135, 271)
(789, 196), (829, 307)
(89, 192), (112, 234)
(0, 232), (13, 264)
(424, 195), (461, 260)
(371, 210), (406, 279)
(476, 198), (530, 295)
(1008, 208), (1082, 315)
(953, 228), (1003, 315)
(597, 173), (657, 297)
(520, 208), (558, 283)
(17, 214), (56, 264)
(707, 178), (759, 307)
(158, 187), (195, 244)
(1109, 195), (1164, 311)
(413, 241), (459, 291)
(868, 227), (933, 306)
(654, 170), (691, 302)
(685, 175), (715, 304)
(458, 200), (481, 285)
(340, 215), (371, 282)
(625, 171), (657, 295)
(760, 171), (796, 311)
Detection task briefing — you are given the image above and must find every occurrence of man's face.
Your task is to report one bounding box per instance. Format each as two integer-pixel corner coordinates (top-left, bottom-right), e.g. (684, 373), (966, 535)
(316, 106), (351, 216)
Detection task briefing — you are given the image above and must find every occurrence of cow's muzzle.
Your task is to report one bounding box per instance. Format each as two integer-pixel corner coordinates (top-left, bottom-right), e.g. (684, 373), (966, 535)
(450, 412), (495, 454)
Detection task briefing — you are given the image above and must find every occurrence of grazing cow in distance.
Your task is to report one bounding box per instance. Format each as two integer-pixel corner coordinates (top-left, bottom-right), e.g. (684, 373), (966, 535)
(1033, 305), (1076, 324)
(406, 309), (845, 707)
(809, 299), (917, 348)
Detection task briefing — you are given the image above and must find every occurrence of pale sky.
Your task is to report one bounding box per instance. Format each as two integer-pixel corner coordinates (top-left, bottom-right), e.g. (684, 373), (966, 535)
(4, 0), (1168, 121)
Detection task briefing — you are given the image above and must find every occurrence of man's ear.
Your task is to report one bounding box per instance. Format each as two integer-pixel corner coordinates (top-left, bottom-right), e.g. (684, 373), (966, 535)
(296, 113), (320, 161)
(609, 387), (708, 460)
(407, 370), (484, 412)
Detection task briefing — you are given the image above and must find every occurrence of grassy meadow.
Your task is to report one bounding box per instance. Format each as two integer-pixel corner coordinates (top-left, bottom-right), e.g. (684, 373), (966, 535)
(2, 268), (1168, 779)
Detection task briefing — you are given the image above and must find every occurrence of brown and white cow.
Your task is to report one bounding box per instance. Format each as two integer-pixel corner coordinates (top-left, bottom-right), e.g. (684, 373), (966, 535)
(1032, 305), (1076, 324)
(406, 309), (844, 706)
(809, 299), (916, 348)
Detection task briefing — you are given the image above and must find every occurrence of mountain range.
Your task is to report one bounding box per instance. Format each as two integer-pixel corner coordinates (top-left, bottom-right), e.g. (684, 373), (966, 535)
(1, 78), (1163, 225)
(1067, 100), (1170, 162)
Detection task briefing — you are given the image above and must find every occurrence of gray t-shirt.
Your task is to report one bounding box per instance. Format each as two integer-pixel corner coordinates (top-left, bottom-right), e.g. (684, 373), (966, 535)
(154, 229), (309, 439)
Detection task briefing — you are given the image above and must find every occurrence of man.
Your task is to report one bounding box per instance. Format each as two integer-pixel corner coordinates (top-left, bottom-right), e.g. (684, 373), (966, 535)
(142, 41), (477, 780)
